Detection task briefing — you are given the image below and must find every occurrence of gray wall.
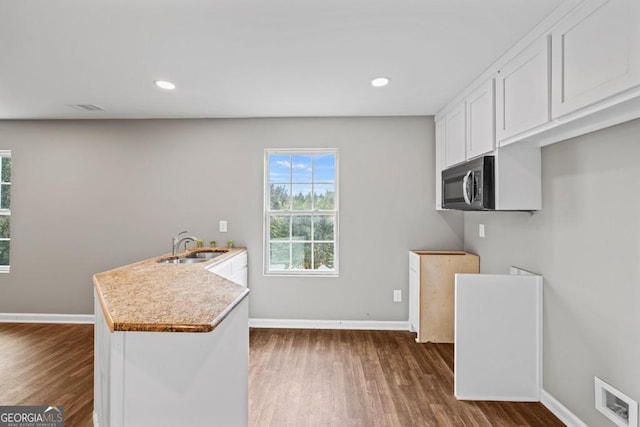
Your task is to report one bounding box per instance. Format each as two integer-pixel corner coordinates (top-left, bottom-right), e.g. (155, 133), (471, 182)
(464, 118), (640, 426)
(0, 116), (464, 319)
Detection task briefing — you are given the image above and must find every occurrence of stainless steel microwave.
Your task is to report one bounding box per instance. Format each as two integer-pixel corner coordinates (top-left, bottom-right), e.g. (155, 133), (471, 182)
(442, 156), (495, 210)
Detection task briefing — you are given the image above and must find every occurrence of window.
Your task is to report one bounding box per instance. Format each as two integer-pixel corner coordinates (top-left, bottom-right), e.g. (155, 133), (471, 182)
(264, 149), (338, 276)
(0, 151), (10, 272)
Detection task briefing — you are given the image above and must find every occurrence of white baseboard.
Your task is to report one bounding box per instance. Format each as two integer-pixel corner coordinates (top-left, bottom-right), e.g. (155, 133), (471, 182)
(456, 394), (539, 402)
(0, 313), (95, 324)
(541, 389), (589, 427)
(249, 318), (410, 331)
(0, 314), (408, 330)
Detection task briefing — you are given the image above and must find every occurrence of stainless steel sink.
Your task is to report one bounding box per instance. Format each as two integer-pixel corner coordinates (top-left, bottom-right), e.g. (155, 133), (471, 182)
(186, 251), (225, 259)
(157, 257), (208, 264)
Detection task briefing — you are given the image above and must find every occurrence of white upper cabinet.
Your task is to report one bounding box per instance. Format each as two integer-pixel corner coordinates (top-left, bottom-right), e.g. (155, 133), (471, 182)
(496, 36), (551, 144)
(433, 0), (640, 210)
(435, 119), (446, 210)
(551, 0), (640, 118)
(465, 79), (495, 159)
(444, 103), (466, 167)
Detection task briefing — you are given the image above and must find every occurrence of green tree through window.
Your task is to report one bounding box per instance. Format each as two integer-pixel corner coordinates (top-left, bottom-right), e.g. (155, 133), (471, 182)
(265, 150), (338, 275)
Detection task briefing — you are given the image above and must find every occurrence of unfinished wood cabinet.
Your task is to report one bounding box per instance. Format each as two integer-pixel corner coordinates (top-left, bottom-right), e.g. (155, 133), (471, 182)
(409, 251), (479, 343)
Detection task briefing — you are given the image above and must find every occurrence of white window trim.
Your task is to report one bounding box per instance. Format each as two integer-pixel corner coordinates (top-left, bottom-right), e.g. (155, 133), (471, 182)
(263, 148), (339, 277)
(0, 150), (10, 273)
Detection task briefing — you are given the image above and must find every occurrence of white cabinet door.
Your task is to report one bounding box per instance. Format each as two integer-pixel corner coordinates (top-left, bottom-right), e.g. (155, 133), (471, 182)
(465, 79), (495, 159)
(551, 0), (640, 118)
(434, 119), (446, 210)
(444, 103), (466, 167)
(230, 267), (248, 287)
(454, 273), (542, 401)
(496, 36), (550, 144)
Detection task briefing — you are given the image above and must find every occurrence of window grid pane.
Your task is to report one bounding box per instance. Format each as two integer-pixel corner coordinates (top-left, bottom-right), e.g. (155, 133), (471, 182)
(0, 240), (9, 266)
(1, 157), (11, 184)
(269, 215), (290, 241)
(291, 184), (312, 210)
(270, 242), (290, 270)
(269, 184), (291, 210)
(1, 184), (11, 211)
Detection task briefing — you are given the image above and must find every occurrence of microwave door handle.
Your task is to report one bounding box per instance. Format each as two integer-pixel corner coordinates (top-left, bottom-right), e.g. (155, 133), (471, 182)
(462, 171), (472, 205)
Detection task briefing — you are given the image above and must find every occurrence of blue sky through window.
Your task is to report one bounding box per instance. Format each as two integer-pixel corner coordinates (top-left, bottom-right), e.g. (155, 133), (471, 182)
(269, 154), (291, 182)
(314, 154), (335, 183)
(292, 155), (312, 181)
(269, 152), (335, 183)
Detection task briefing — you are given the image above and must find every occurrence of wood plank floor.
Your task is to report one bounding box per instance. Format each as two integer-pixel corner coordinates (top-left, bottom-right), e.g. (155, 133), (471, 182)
(0, 323), (94, 427)
(0, 324), (564, 426)
(249, 329), (564, 427)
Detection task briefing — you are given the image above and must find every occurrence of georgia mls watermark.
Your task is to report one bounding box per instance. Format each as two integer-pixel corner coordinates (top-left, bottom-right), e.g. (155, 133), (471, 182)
(0, 406), (64, 427)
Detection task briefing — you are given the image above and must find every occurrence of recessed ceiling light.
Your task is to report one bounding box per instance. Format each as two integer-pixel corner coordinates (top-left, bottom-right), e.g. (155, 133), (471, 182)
(154, 80), (176, 90)
(371, 77), (390, 87)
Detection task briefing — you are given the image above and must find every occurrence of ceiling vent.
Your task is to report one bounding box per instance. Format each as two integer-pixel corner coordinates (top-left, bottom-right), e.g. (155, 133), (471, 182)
(66, 104), (104, 112)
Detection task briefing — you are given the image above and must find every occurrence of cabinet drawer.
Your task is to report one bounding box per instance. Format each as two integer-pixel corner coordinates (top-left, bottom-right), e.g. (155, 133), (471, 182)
(208, 250), (248, 282)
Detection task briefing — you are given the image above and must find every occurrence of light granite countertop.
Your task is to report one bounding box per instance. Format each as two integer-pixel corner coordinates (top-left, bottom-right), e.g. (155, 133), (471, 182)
(93, 248), (249, 333)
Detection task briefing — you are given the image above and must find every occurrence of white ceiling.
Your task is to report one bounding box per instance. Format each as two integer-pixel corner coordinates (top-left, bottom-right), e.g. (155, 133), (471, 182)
(0, 0), (564, 120)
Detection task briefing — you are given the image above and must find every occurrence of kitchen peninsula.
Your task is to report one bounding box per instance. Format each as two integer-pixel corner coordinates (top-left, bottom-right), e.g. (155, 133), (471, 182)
(93, 248), (249, 427)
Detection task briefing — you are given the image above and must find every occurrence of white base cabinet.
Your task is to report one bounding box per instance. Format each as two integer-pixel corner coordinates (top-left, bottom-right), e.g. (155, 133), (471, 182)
(207, 250), (248, 287)
(94, 293), (249, 427)
(454, 270), (542, 401)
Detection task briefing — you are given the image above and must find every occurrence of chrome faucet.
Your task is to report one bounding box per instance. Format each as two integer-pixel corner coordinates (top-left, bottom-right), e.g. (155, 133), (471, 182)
(172, 231), (199, 256)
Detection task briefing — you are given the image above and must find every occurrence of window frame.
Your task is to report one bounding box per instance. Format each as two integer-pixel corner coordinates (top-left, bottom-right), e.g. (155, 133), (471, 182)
(263, 148), (339, 277)
(0, 150), (11, 273)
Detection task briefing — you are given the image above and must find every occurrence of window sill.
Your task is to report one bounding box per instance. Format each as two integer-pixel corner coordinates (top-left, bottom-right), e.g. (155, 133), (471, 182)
(264, 271), (339, 278)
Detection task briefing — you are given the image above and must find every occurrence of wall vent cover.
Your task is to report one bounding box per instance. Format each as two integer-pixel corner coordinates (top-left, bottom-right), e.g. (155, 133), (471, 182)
(595, 377), (638, 427)
(66, 104), (103, 112)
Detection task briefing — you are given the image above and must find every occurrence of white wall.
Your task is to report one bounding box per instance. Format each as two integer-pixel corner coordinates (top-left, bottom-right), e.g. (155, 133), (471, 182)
(464, 118), (640, 426)
(0, 117), (464, 320)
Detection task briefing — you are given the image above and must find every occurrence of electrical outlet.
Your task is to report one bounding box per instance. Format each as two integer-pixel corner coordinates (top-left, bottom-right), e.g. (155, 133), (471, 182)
(479, 224), (485, 238)
(393, 290), (402, 302)
(219, 220), (228, 233)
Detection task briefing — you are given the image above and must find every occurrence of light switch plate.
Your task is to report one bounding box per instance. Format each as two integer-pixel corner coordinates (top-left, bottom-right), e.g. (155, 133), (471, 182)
(393, 290), (402, 302)
(219, 220), (228, 233)
(479, 224), (485, 238)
